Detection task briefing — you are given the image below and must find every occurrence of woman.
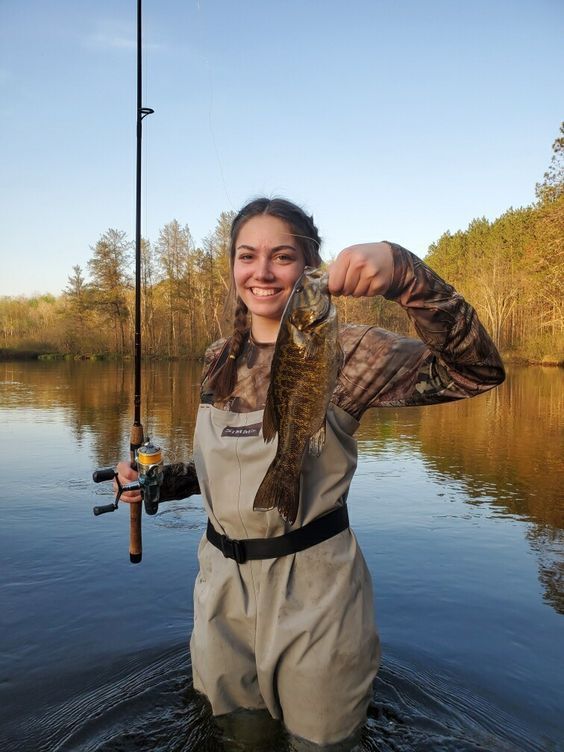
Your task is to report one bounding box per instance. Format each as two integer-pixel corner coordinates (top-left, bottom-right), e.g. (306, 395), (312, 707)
(116, 197), (505, 748)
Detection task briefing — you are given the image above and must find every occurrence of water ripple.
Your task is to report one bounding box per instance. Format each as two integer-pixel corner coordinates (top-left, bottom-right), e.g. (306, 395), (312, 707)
(0, 649), (546, 752)
(153, 505), (206, 531)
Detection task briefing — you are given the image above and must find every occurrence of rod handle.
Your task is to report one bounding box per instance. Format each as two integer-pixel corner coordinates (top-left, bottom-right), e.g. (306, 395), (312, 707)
(129, 503), (142, 563)
(93, 503), (117, 516)
(93, 467), (116, 483)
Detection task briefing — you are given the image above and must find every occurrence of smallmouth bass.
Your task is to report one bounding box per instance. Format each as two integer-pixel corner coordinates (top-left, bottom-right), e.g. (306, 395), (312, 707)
(253, 267), (342, 524)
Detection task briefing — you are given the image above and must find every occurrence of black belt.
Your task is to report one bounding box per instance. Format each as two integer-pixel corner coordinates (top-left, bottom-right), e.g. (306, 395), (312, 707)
(206, 505), (349, 564)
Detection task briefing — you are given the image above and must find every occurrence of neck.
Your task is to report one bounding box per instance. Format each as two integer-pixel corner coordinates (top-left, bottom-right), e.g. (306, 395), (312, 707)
(250, 317), (279, 344)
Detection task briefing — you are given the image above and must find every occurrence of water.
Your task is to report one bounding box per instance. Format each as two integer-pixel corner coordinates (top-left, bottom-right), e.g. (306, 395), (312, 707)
(0, 361), (562, 751)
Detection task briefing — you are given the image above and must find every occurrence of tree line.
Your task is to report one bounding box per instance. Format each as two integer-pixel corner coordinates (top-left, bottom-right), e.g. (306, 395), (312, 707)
(0, 213), (410, 360)
(1, 212), (234, 359)
(1, 125), (562, 362)
(425, 123), (563, 363)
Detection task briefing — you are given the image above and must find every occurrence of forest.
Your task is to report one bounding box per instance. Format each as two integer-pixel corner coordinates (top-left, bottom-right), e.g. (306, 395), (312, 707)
(1, 125), (562, 364)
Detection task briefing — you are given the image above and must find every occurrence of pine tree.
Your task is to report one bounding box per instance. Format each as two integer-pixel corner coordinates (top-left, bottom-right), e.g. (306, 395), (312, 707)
(88, 229), (132, 354)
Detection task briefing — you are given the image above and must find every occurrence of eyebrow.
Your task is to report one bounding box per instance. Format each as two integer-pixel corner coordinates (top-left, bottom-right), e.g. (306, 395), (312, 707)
(236, 244), (298, 252)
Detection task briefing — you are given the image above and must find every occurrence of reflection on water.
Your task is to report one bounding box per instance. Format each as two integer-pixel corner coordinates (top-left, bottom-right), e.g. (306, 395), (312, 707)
(0, 361), (563, 751)
(356, 365), (563, 525)
(355, 366), (564, 617)
(3, 361), (561, 524)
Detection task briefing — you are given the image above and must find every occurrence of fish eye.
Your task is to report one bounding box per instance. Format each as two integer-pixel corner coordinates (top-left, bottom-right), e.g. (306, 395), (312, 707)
(295, 285), (304, 293)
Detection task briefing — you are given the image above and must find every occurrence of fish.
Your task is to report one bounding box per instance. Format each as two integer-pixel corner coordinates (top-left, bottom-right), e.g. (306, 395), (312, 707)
(253, 266), (342, 524)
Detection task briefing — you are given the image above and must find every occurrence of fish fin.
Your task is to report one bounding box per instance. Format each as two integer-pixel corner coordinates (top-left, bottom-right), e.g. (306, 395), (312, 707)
(308, 421), (326, 456)
(304, 333), (321, 359)
(276, 477), (301, 525)
(262, 391), (278, 443)
(253, 457), (279, 511)
(254, 463), (301, 525)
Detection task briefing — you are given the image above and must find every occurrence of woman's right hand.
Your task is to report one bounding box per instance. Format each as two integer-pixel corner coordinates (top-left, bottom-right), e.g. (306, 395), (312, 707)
(114, 460), (142, 504)
(328, 242), (394, 298)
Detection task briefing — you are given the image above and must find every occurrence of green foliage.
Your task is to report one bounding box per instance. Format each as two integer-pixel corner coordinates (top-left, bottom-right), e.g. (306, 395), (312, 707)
(536, 122), (564, 205)
(1, 127), (562, 362)
(87, 229), (132, 355)
(424, 140), (563, 357)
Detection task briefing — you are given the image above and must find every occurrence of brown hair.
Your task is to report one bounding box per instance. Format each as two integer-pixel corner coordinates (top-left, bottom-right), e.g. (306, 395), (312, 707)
(209, 197), (322, 399)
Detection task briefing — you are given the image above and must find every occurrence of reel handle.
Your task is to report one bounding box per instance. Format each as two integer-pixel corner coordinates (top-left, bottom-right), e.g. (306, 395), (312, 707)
(93, 503), (117, 516)
(92, 467), (116, 484)
(92, 468), (119, 515)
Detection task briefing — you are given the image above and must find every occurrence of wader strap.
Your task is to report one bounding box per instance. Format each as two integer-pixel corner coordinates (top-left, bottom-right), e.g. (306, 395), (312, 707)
(206, 505), (349, 564)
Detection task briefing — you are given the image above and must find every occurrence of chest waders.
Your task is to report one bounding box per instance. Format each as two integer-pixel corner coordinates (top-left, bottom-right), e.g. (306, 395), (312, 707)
(190, 402), (380, 746)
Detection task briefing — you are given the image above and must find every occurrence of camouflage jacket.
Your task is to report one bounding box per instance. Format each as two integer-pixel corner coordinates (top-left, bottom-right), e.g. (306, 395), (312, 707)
(160, 243), (505, 501)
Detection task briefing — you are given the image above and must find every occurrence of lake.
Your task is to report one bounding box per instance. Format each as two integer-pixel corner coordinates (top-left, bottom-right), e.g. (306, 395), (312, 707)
(0, 360), (562, 751)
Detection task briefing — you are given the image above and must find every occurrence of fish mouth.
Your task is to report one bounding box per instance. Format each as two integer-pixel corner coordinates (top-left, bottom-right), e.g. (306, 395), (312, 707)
(308, 297), (330, 325)
(292, 296), (330, 330)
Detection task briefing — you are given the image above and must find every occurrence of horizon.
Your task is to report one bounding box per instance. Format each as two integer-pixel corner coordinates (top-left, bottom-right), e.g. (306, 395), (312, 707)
(1, 0), (562, 297)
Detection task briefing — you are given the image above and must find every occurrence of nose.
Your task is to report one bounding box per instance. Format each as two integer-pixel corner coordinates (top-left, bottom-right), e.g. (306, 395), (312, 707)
(254, 257), (275, 281)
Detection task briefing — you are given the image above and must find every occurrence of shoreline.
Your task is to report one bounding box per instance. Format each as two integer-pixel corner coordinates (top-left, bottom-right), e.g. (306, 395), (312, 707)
(1, 349), (562, 367)
(0, 350), (204, 363)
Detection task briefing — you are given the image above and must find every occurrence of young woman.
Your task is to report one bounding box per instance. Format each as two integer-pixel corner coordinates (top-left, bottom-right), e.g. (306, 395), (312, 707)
(116, 197), (505, 749)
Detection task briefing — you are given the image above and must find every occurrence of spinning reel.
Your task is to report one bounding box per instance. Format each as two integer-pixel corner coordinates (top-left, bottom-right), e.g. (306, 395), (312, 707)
(93, 440), (164, 518)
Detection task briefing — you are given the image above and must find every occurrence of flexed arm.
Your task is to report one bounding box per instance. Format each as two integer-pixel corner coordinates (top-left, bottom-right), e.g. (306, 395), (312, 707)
(327, 242), (505, 417)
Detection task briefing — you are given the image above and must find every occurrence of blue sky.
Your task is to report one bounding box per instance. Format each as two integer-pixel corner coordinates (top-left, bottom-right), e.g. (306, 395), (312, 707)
(1, 0), (562, 296)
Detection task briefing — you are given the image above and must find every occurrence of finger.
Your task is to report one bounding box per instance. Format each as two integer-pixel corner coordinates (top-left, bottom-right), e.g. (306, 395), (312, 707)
(120, 493), (143, 505)
(116, 461), (138, 481)
(342, 263), (363, 296)
(352, 267), (387, 298)
(113, 474), (140, 499)
(327, 261), (347, 295)
(351, 276), (373, 298)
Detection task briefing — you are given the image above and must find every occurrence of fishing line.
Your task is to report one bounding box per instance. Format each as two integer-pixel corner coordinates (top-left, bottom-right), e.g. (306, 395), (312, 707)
(142, 7), (153, 436)
(143, 20), (149, 245)
(290, 232), (322, 252)
(207, 68), (234, 211)
(196, 0), (235, 211)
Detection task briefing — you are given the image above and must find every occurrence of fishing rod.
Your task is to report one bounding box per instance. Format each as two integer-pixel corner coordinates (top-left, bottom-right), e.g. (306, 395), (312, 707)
(92, 0), (160, 563)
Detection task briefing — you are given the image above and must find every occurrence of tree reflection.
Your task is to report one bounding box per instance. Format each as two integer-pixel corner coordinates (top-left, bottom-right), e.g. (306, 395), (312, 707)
(357, 366), (564, 614)
(1, 361), (562, 615)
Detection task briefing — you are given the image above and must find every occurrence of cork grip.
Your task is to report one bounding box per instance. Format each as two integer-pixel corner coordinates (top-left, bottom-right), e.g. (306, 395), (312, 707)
(129, 502), (142, 563)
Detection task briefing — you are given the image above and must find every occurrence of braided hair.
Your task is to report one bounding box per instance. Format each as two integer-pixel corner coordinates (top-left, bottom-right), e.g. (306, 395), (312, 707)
(209, 197), (322, 399)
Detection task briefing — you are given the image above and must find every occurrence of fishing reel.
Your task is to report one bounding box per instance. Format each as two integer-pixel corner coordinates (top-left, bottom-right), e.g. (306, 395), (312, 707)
(93, 440), (164, 517)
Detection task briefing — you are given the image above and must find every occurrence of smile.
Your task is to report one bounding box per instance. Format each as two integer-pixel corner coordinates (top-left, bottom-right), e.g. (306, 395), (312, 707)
(251, 288), (279, 297)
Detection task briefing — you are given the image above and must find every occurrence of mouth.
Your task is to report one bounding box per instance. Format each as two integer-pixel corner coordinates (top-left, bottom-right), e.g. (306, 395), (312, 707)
(250, 287), (281, 298)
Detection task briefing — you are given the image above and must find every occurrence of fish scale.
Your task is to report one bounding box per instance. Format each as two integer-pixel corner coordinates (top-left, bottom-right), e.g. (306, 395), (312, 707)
(253, 267), (342, 524)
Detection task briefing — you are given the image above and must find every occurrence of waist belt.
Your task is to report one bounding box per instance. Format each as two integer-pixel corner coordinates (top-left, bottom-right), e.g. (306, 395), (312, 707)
(206, 505), (349, 564)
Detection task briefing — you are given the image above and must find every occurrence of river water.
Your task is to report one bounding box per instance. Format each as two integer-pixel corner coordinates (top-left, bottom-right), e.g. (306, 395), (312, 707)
(0, 361), (562, 752)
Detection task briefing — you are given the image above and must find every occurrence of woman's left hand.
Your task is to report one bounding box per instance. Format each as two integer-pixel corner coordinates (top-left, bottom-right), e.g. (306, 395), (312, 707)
(327, 242), (394, 298)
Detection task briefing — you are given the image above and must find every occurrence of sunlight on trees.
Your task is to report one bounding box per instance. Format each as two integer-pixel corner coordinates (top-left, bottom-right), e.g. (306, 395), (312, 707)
(1, 126), (562, 363)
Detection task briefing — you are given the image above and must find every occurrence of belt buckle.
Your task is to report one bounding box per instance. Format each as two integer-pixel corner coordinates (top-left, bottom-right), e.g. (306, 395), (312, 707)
(221, 535), (246, 564)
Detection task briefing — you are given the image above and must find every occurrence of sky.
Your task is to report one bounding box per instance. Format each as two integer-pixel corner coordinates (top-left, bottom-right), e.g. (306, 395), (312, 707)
(0, 0), (562, 297)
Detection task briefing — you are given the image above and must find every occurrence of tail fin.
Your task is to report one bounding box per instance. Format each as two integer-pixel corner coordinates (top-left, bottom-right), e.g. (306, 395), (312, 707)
(253, 461), (301, 525)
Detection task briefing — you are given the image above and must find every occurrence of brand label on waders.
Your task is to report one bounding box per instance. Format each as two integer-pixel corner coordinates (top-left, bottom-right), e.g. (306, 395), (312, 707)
(221, 423), (262, 438)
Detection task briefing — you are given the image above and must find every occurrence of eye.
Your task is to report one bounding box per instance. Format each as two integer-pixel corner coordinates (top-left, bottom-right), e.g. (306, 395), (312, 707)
(295, 285), (304, 293)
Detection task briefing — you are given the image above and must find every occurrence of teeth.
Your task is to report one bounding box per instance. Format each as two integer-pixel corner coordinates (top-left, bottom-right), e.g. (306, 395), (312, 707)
(252, 288), (277, 297)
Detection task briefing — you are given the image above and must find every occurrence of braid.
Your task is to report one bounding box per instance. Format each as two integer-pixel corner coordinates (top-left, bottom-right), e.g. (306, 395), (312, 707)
(208, 297), (249, 399)
(209, 197), (322, 401)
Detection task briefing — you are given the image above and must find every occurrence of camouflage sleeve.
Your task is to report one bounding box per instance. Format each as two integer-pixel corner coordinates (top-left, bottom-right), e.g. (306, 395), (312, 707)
(159, 460), (200, 502)
(331, 243), (505, 419)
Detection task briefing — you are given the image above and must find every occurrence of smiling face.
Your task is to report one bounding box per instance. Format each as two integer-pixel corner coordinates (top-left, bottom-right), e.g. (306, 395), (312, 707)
(233, 214), (306, 341)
